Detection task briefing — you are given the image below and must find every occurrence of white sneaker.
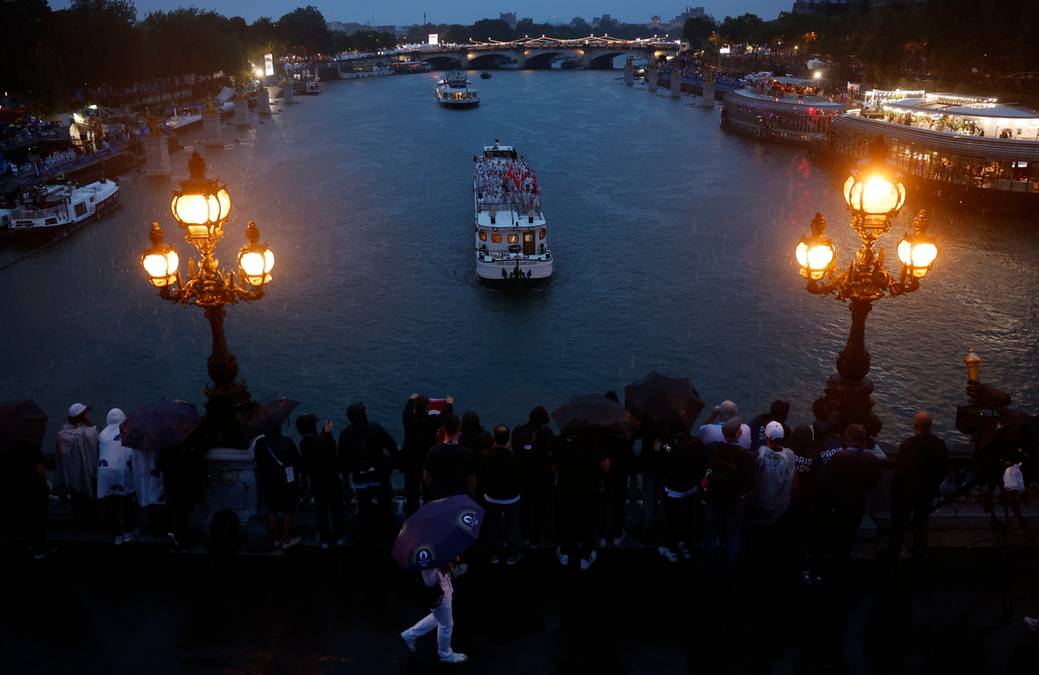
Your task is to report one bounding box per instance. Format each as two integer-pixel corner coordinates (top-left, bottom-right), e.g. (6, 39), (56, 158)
(658, 546), (679, 563)
(400, 630), (417, 653)
(122, 532), (137, 544)
(579, 550), (598, 571)
(1025, 617), (1039, 633)
(114, 534), (125, 546)
(439, 652), (468, 664)
(612, 530), (626, 547)
(336, 536), (348, 547)
(678, 541), (692, 560)
(556, 546), (569, 566)
(320, 541), (330, 550)
(597, 538), (608, 548)
(282, 536), (301, 550)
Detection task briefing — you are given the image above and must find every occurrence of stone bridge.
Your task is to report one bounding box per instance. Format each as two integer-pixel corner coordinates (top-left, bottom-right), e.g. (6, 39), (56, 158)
(403, 35), (679, 70)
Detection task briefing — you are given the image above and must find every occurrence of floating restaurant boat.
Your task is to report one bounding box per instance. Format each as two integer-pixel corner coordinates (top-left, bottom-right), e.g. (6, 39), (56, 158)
(1, 179), (119, 234)
(829, 91), (1039, 208)
(721, 75), (846, 145)
(164, 106), (202, 132)
(474, 142), (551, 287)
(391, 61), (432, 75)
(436, 72), (479, 108)
(339, 63), (393, 79)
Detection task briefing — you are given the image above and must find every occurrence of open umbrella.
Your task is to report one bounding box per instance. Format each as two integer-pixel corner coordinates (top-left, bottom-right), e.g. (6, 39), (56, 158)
(122, 399), (200, 453)
(0, 400), (48, 447)
(392, 495), (485, 571)
(624, 371), (705, 433)
(552, 394), (639, 439)
(243, 397), (300, 438)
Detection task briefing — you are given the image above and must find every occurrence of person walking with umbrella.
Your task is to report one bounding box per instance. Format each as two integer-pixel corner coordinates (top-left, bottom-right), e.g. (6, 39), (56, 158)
(396, 495), (483, 664)
(55, 403), (99, 531)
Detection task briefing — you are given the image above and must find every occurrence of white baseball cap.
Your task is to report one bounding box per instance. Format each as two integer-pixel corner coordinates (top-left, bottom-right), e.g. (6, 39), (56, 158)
(764, 421), (785, 440)
(68, 402), (90, 418)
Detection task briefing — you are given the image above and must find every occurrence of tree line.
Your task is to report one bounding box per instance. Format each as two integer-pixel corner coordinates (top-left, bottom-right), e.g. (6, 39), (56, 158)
(683, 0), (1039, 87)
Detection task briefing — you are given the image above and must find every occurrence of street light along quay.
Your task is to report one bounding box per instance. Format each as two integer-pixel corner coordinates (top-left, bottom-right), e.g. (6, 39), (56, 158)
(795, 140), (938, 436)
(140, 151), (275, 442)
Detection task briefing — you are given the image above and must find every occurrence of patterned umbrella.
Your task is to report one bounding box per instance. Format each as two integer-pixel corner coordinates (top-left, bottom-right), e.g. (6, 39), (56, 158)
(392, 495), (485, 571)
(0, 400), (48, 447)
(624, 371), (705, 433)
(552, 394), (639, 439)
(122, 399), (200, 453)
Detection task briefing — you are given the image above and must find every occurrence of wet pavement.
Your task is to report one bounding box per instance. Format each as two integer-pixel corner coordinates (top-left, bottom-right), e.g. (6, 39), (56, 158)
(5, 538), (1039, 674)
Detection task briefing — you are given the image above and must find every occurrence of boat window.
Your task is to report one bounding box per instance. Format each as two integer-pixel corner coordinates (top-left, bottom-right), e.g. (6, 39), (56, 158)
(74, 203), (87, 217)
(507, 233), (519, 244)
(524, 232), (534, 242)
(539, 229), (547, 240)
(491, 233), (502, 243)
(479, 230), (487, 241)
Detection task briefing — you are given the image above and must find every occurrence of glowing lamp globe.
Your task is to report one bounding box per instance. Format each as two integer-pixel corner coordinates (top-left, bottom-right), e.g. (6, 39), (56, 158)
(170, 152), (232, 240)
(795, 212), (836, 280)
(843, 172), (906, 217)
(140, 222), (180, 287)
(237, 221), (275, 287)
(897, 210), (938, 278)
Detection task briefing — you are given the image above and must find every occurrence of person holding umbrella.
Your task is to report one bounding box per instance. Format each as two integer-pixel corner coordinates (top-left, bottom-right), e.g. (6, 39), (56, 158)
(396, 495), (483, 664)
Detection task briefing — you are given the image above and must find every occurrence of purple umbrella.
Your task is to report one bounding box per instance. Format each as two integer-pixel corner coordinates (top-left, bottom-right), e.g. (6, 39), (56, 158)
(122, 399), (200, 453)
(392, 495), (485, 571)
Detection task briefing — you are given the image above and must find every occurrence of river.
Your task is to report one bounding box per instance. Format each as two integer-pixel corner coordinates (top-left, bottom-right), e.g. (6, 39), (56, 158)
(2, 70), (1036, 445)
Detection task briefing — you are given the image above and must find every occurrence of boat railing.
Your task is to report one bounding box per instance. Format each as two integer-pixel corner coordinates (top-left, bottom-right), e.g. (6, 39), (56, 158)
(9, 204), (66, 221)
(477, 202), (542, 218)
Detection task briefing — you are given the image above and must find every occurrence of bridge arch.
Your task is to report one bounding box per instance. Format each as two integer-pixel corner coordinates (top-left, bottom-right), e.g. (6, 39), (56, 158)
(467, 52), (514, 69)
(587, 51), (630, 69)
(522, 51), (563, 69)
(421, 54), (465, 70)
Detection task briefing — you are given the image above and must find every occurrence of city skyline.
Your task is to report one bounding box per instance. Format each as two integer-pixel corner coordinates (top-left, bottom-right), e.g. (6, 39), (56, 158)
(48, 0), (793, 26)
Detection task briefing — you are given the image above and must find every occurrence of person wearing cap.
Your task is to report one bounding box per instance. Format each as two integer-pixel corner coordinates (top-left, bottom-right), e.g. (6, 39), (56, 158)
(749, 400), (791, 453)
(97, 408), (137, 545)
(699, 400), (752, 449)
(55, 403), (99, 531)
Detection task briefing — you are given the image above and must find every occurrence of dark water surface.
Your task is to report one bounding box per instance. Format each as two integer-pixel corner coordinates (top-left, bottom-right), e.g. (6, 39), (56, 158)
(2, 71), (1037, 443)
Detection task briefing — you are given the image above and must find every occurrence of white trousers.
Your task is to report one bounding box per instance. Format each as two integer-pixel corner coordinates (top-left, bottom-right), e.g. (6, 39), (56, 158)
(403, 595), (454, 657)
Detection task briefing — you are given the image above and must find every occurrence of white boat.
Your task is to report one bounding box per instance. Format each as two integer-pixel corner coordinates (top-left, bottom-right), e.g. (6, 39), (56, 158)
(302, 79), (322, 95)
(165, 106), (202, 131)
(3, 179), (119, 233)
(339, 63), (394, 79)
(474, 142), (551, 286)
(437, 72), (479, 108)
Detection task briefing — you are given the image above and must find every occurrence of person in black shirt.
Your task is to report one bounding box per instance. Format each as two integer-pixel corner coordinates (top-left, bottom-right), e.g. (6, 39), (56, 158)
(479, 425), (523, 564)
(702, 418), (756, 574)
(787, 424), (821, 572)
(402, 394), (452, 514)
(256, 425), (304, 549)
(423, 415), (475, 501)
(556, 427), (608, 570)
(339, 402), (398, 551)
(888, 411), (947, 565)
(512, 406), (555, 546)
(748, 399), (791, 453)
(298, 414), (346, 548)
(814, 424), (886, 581)
(599, 391), (633, 547)
(459, 411), (492, 457)
(2, 436), (55, 559)
(658, 434), (707, 562)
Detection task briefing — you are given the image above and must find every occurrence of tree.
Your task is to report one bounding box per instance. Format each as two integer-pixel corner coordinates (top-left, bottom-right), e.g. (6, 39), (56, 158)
(277, 5), (332, 55)
(719, 13), (765, 44)
(471, 18), (514, 42)
(682, 16), (716, 48)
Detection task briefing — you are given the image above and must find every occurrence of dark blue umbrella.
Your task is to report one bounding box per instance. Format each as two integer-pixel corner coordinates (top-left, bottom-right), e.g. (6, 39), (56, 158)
(552, 394), (639, 439)
(624, 371), (705, 433)
(122, 399), (200, 453)
(392, 495), (485, 571)
(243, 397), (299, 439)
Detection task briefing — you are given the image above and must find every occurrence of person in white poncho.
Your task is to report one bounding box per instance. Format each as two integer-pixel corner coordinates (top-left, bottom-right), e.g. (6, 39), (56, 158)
(97, 408), (136, 544)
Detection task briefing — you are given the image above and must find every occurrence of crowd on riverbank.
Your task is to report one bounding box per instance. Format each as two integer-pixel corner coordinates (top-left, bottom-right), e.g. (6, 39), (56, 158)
(2, 393), (950, 586)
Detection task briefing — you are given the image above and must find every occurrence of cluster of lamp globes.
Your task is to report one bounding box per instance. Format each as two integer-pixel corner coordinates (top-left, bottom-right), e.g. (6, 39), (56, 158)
(140, 158), (275, 293)
(795, 167), (938, 282)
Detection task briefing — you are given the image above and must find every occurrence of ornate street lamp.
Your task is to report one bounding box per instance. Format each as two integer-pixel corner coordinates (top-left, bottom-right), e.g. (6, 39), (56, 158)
(795, 140), (937, 436)
(140, 151), (275, 441)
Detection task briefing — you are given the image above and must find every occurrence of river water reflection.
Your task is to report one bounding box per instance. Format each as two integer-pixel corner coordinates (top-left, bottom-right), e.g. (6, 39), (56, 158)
(2, 71), (1036, 443)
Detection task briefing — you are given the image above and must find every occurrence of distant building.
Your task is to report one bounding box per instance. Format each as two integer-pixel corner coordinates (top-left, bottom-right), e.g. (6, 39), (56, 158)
(500, 12), (517, 28)
(328, 20), (397, 34)
(668, 6), (705, 28)
(791, 0), (848, 14)
(591, 14), (612, 29)
(649, 15), (662, 28)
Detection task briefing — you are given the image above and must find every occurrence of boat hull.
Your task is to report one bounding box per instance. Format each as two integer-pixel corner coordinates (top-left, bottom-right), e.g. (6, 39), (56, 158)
(476, 258), (552, 287)
(438, 98), (480, 108)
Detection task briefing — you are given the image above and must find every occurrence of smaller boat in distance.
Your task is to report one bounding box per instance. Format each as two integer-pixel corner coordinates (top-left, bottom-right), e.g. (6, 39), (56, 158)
(480, 72), (492, 79)
(436, 72), (479, 108)
(2, 179), (119, 234)
(164, 106), (202, 132)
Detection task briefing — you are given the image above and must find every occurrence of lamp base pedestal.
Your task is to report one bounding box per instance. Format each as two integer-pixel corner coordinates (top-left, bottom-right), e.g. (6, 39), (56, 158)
(203, 444), (259, 529)
(815, 373), (882, 439)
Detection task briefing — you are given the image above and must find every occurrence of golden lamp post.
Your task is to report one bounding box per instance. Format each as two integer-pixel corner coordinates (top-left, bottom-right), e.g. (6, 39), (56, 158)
(140, 151), (275, 438)
(795, 140), (938, 436)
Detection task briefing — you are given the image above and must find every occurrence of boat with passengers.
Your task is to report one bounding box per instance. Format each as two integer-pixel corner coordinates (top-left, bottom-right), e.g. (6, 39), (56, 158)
(473, 142), (551, 287)
(828, 90), (1039, 211)
(721, 74), (846, 145)
(437, 72), (479, 108)
(1, 178), (119, 234)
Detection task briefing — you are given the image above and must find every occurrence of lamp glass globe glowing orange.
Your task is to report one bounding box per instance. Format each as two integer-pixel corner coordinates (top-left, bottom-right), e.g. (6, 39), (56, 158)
(170, 151), (232, 240)
(897, 210), (938, 278)
(795, 212), (836, 281)
(140, 222), (180, 287)
(237, 221), (275, 287)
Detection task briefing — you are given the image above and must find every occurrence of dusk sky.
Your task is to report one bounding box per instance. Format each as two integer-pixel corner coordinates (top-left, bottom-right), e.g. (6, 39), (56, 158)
(49, 1), (793, 25)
